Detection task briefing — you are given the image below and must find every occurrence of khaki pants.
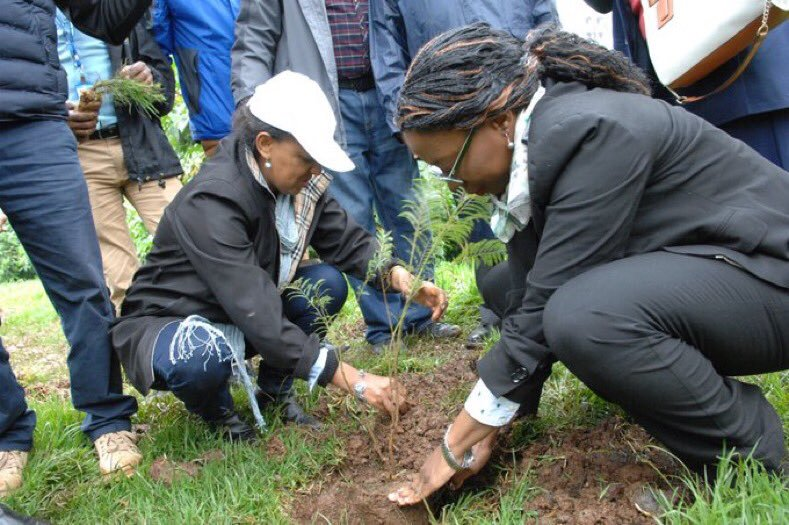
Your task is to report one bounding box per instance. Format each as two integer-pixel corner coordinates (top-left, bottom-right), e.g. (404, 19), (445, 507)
(78, 137), (182, 311)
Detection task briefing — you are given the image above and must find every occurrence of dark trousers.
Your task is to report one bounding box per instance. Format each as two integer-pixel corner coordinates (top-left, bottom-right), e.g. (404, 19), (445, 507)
(0, 120), (137, 450)
(151, 263), (348, 421)
(541, 252), (788, 471)
(327, 88), (432, 344)
(476, 260), (511, 327)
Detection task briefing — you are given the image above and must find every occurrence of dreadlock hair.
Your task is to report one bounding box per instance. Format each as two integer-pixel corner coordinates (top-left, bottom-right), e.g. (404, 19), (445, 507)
(397, 24), (651, 131)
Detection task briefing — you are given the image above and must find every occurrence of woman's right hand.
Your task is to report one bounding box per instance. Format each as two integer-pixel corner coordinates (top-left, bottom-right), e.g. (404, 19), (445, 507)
(361, 372), (411, 418)
(331, 363), (411, 418)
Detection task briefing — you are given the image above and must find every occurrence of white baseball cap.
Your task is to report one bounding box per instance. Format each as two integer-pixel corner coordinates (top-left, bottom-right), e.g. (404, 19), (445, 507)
(247, 71), (355, 173)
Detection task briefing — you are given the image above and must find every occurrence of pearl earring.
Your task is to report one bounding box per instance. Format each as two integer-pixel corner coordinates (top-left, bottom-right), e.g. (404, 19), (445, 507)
(264, 159), (272, 169)
(506, 133), (515, 150)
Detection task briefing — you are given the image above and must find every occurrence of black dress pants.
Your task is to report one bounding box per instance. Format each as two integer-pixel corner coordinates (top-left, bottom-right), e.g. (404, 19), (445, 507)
(539, 252), (788, 471)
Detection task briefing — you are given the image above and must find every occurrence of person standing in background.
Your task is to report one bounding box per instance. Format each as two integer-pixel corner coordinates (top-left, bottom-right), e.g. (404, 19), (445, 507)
(58, 9), (183, 311)
(232, 0), (461, 356)
(370, 0), (558, 348)
(153, 0), (240, 157)
(584, 0), (789, 170)
(0, 0), (152, 498)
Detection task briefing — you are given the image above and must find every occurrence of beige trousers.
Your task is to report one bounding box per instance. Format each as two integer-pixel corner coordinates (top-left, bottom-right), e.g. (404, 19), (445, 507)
(78, 137), (182, 312)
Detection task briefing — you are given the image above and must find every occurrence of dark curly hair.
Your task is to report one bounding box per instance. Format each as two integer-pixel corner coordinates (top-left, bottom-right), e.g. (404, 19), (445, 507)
(397, 24), (651, 131)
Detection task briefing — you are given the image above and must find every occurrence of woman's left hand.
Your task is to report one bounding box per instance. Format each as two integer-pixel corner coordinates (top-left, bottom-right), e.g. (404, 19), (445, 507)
(388, 412), (499, 506)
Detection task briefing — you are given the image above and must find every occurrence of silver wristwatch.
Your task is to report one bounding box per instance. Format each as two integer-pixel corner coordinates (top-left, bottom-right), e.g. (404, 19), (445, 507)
(353, 369), (367, 402)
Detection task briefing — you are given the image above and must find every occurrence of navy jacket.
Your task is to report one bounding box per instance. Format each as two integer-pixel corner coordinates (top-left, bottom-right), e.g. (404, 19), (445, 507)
(153, 0), (240, 141)
(588, 0), (789, 126)
(370, 0), (557, 134)
(0, 0), (151, 122)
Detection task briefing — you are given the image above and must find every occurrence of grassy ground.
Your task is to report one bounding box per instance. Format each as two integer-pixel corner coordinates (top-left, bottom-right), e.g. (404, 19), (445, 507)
(0, 263), (787, 524)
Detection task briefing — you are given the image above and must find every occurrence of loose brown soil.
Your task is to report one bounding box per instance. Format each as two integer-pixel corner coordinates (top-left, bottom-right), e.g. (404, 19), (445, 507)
(290, 344), (681, 524)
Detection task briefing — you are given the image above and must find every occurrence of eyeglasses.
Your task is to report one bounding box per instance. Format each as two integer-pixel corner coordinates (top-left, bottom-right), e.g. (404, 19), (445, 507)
(435, 127), (476, 184)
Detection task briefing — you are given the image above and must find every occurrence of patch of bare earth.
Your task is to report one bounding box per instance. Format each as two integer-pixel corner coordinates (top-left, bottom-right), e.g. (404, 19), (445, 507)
(289, 339), (682, 524)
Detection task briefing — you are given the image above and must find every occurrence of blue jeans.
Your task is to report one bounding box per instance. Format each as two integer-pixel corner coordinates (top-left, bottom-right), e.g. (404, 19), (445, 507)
(0, 120), (138, 450)
(328, 88), (433, 344)
(150, 263), (347, 421)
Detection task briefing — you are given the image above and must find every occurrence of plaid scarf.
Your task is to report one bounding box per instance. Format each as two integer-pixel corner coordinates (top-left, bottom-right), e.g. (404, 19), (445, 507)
(245, 147), (333, 291)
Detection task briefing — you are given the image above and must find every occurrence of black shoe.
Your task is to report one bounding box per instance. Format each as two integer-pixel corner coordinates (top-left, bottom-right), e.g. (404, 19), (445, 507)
(425, 322), (461, 339)
(466, 323), (494, 348)
(370, 339), (408, 355)
(207, 411), (257, 443)
(257, 392), (322, 430)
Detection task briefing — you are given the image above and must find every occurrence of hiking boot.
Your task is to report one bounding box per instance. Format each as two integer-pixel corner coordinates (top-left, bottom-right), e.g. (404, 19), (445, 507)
(94, 431), (142, 477)
(208, 411), (257, 443)
(0, 451), (27, 497)
(257, 392), (322, 430)
(465, 323), (494, 348)
(425, 322), (461, 339)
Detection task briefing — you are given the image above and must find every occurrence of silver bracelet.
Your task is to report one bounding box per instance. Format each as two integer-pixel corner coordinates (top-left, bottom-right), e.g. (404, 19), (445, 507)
(353, 369), (367, 402)
(441, 424), (475, 471)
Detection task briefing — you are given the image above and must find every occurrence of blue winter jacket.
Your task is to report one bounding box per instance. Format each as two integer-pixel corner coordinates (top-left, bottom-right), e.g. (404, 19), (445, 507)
(370, 0), (557, 134)
(153, 0), (239, 141)
(595, 0), (789, 126)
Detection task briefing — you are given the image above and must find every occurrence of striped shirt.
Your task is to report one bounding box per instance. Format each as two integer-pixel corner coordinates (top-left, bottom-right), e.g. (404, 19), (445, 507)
(325, 0), (371, 80)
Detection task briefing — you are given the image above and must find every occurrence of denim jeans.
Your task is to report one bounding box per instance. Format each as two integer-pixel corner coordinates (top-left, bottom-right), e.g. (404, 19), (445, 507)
(150, 263), (347, 421)
(0, 120), (138, 450)
(328, 88), (433, 344)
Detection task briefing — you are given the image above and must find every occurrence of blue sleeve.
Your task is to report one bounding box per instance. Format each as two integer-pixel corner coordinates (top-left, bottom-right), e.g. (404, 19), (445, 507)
(532, 0), (559, 27)
(370, 0), (411, 135)
(152, 0), (174, 59)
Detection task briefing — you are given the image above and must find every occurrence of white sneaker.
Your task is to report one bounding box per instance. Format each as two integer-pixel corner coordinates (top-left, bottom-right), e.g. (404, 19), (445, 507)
(0, 451), (28, 497)
(94, 431), (142, 477)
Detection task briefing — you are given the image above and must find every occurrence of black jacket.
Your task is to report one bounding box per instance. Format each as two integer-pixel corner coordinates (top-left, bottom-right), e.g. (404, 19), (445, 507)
(112, 133), (383, 394)
(107, 16), (182, 182)
(0, 0), (151, 122)
(478, 80), (789, 411)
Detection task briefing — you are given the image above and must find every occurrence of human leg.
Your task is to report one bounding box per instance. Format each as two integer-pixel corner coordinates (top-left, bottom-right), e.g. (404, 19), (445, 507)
(544, 252), (789, 472)
(78, 138), (140, 311)
(0, 121), (137, 442)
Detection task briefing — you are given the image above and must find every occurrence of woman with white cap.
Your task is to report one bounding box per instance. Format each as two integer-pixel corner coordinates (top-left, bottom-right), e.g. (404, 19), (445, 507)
(111, 71), (448, 440)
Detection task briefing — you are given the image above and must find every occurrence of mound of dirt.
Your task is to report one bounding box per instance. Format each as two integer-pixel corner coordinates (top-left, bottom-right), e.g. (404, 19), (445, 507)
(521, 418), (681, 524)
(290, 347), (681, 524)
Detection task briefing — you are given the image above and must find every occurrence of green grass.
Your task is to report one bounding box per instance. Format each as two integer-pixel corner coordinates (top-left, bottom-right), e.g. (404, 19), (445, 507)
(1, 265), (787, 524)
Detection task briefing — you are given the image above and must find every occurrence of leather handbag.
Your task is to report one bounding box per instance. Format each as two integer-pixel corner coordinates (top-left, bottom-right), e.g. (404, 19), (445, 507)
(640, 0), (788, 103)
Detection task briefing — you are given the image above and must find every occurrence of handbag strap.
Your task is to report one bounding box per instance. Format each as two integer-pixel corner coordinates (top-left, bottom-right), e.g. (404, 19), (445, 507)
(671, 1), (774, 105)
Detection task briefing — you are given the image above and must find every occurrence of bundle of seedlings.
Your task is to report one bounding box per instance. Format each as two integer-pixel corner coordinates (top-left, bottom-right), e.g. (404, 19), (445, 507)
(78, 76), (165, 118)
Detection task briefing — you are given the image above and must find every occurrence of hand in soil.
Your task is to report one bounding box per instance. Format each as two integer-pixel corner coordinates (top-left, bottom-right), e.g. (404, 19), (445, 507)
(363, 373), (412, 418)
(388, 445), (456, 506)
(387, 431), (496, 506)
(120, 61), (154, 85)
(67, 100), (100, 139)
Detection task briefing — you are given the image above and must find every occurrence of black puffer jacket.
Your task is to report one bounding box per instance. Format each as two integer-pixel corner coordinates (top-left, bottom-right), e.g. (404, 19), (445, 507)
(0, 0), (151, 122)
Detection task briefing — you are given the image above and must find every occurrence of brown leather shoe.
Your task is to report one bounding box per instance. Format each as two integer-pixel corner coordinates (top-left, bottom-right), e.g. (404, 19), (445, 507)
(94, 431), (142, 477)
(0, 451), (28, 497)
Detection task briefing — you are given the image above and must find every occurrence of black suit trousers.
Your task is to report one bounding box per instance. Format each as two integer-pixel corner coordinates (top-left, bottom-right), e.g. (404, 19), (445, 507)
(540, 251), (788, 471)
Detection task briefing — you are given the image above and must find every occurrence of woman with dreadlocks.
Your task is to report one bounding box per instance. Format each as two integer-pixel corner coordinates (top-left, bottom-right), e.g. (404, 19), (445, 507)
(388, 24), (789, 505)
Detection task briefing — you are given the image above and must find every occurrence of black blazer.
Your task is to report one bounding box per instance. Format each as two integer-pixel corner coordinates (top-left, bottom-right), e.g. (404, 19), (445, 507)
(112, 132), (382, 393)
(478, 80), (789, 410)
